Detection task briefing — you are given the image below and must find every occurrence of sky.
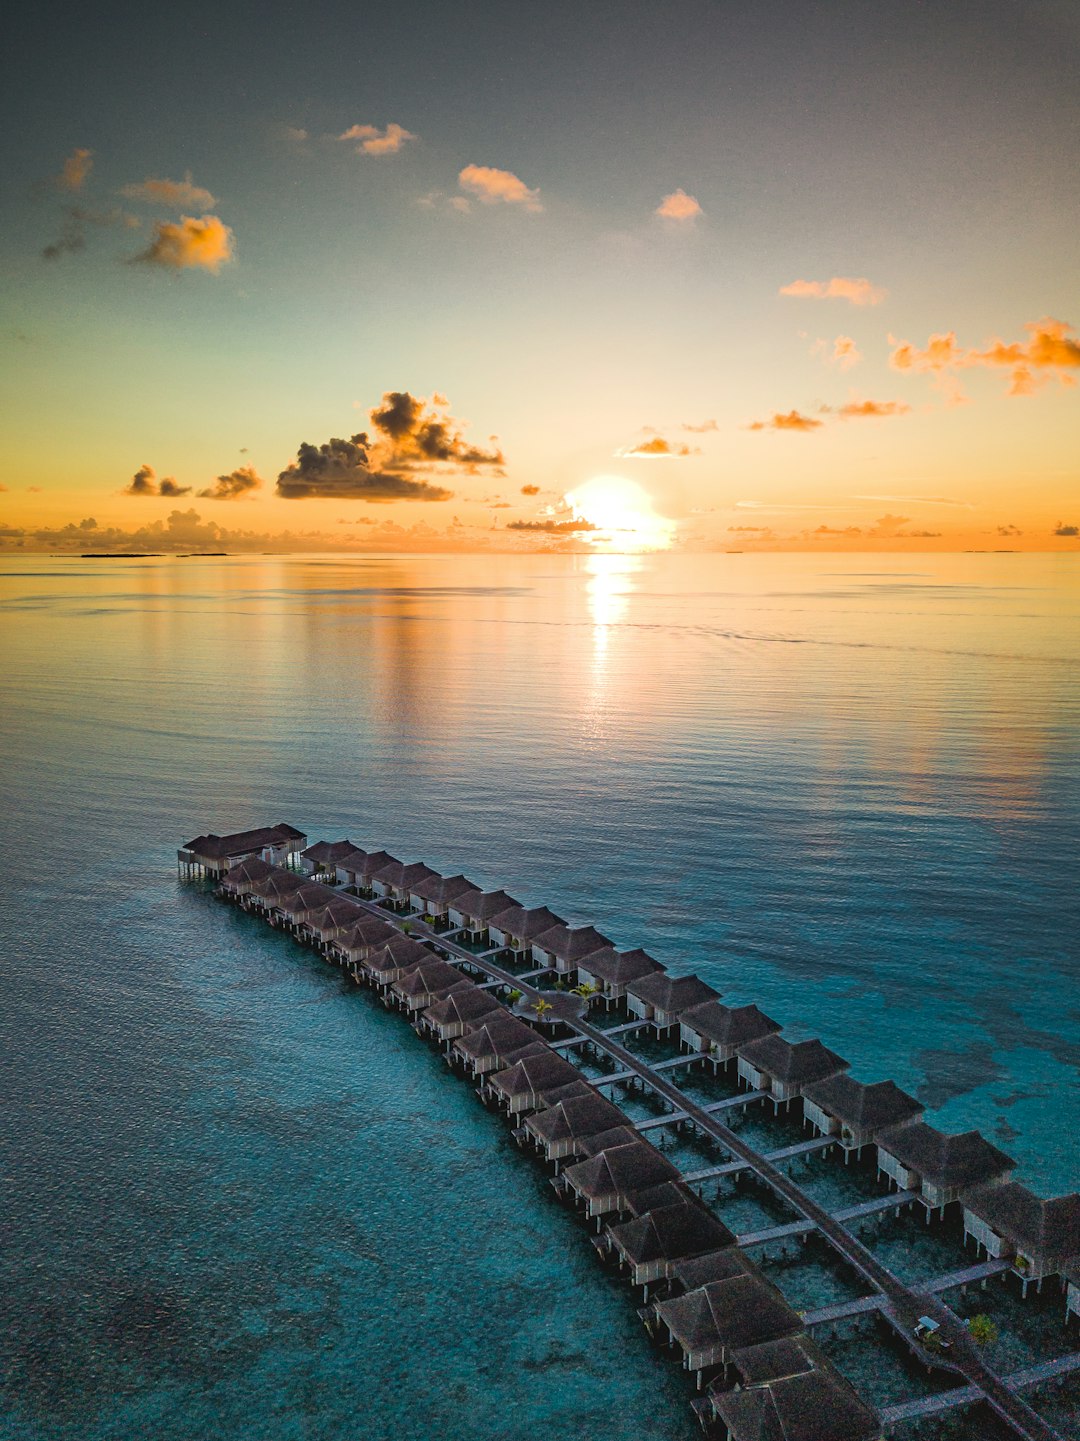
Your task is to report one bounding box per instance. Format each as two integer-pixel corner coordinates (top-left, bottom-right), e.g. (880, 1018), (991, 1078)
(1, 0), (1078, 553)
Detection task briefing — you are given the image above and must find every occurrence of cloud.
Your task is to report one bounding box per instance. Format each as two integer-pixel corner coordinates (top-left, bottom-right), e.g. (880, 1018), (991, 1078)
(338, 122), (416, 156)
(123, 464), (191, 497)
(458, 164), (542, 211)
(997, 524), (1023, 536)
(1053, 521), (1079, 537)
(616, 435), (701, 457)
(832, 335), (861, 370)
(134, 215), (235, 272)
(854, 493), (971, 507)
(780, 277), (886, 306)
(42, 205), (141, 260)
(506, 519), (598, 533)
(829, 399), (911, 419)
(56, 148), (93, 192)
(890, 317), (1080, 396)
(748, 409), (823, 432)
(120, 174), (217, 211)
(197, 465), (262, 500)
(285, 127), (309, 145)
(368, 390), (504, 471)
(655, 189), (702, 220)
(521, 484), (540, 495)
(41, 218), (85, 261)
(682, 418), (718, 432)
(812, 524), (864, 537)
(276, 435), (454, 501)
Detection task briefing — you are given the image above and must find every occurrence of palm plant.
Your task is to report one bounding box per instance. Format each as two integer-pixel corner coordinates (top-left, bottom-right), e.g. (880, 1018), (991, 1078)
(968, 1314), (999, 1346)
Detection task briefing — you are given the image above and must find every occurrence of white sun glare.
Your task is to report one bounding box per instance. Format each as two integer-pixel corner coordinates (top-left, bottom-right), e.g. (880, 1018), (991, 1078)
(564, 474), (675, 551)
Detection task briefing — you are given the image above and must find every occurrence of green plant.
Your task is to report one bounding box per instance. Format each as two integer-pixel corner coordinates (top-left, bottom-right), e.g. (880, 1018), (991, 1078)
(401, 922), (412, 935)
(533, 997), (554, 1020)
(968, 1314), (999, 1346)
(508, 989), (523, 1003)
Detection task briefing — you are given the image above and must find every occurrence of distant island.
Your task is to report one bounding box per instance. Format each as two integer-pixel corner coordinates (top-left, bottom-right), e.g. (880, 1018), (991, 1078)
(81, 552), (163, 558)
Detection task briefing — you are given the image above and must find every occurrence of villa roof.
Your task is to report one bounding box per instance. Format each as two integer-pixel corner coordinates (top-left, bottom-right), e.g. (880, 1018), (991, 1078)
(391, 957), (464, 994)
(334, 847), (369, 873)
(963, 1183), (1080, 1263)
(364, 936), (433, 975)
(371, 859), (440, 891)
(656, 1273), (802, 1356)
(681, 1001), (781, 1048)
(221, 856), (275, 886)
(737, 1035), (849, 1086)
(670, 1247), (754, 1294)
(487, 904), (568, 940)
(608, 1202), (736, 1268)
(184, 823), (304, 858)
(488, 1051), (582, 1098)
(530, 923), (615, 963)
(307, 897), (364, 930)
(452, 1015), (541, 1061)
(301, 838), (357, 865)
(576, 947), (665, 985)
(422, 986), (504, 1028)
(563, 1141), (680, 1202)
(452, 888), (522, 922)
(579, 1125), (644, 1156)
(336, 917), (396, 950)
(626, 1180), (703, 1219)
(356, 850), (400, 879)
(525, 1094), (627, 1147)
(276, 881), (336, 915)
(876, 1123), (1016, 1189)
(729, 1334), (832, 1387)
(255, 869), (306, 901)
(626, 972), (720, 1015)
(710, 1348), (881, 1441)
(531, 1078), (595, 1108)
(802, 1074), (923, 1133)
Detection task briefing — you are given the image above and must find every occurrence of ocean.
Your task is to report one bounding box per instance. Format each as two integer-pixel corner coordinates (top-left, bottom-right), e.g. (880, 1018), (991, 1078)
(2, 550), (1078, 1440)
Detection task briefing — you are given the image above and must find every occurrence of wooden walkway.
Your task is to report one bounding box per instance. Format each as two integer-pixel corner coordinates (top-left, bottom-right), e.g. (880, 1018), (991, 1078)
(738, 1189), (919, 1246)
(880, 1354), (1080, 1423)
(634, 1090), (767, 1132)
(920, 1258), (1013, 1293)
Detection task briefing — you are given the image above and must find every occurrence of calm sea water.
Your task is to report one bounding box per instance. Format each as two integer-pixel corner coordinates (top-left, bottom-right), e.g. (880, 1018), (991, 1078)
(2, 551), (1078, 1440)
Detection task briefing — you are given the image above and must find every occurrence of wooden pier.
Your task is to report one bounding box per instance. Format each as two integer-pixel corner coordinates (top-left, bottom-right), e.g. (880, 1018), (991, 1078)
(190, 830), (1075, 1441)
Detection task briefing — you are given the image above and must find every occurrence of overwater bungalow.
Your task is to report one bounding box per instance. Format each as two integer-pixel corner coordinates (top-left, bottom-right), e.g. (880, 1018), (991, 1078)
(390, 959), (470, 1013)
(561, 1140), (681, 1219)
(578, 1124), (644, 1157)
(652, 1271), (803, 1382)
(274, 880), (337, 930)
(219, 856), (276, 898)
(801, 1075), (923, 1157)
(605, 1202), (737, 1289)
(300, 838), (357, 877)
(483, 1051), (584, 1114)
(679, 1002), (781, 1067)
(487, 905), (567, 955)
(875, 1123), (1016, 1217)
(529, 923), (614, 977)
(301, 895), (364, 949)
(668, 1246), (754, 1296)
(420, 984), (505, 1042)
(447, 888), (521, 942)
(532, 1077), (595, 1109)
(521, 1093), (629, 1162)
(333, 847), (369, 888)
(626, 973), (720, 1035)
(329, 916), (397, 968)
(409, 872), (476, 922)
(576, 947), (665, 1005)
(347, 850), (401, 895)
(735, 1036), (849, 1107)
(703, 1334), (882, 1441)
(179, 823), (306, 877)
(370, 859), (441, 906)
(451, 1014), (548, 1075)
(961, 1183), (1080, 1290)
(247, 867), (305, 914)
(361, 935), (434, 987)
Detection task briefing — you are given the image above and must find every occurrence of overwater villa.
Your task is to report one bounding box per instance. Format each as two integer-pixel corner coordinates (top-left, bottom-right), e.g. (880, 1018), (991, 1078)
(389, 958), (470, 1012)
(361, 935), (434, 987)
(651, 1271), (803, 1382)
(605, 1201), (737, 1289)
(450, 1014), (547, 1075)
(679, 1001), (781, 1067)
(329, 916), (397, 968)
(219, 856), (276, 897)
(519, 1093), (629, 1162)
(300, 838), (357, 876)
(529, 923), (614, 977)
(626, 973), (721, 1034)
(875, 1122), (1016, 1217)
(801, 1075), (923, 1157)
(419, 984), (505, 1042)
(446, 888), (521, 942)
(668, 1246), (754, 1297)
(483, 1051), (584, 1114)
(179, 823), (306, 877)
(701, 1334), (882, 1441)
(301, 895), (364, 949)
(561, 1140), (682, 1219)
(370, 859), (441, 905)
(274, 880), (339, 930)
(735, 1036), (849, 1107)
(575, 947), (665, 1005)
(340, 849), (400, 893)
(486, 904), (567, 955)
(246, 867), (305, 914)
(961, 1183), (1080, 1291)
(409, 872), (477, 922)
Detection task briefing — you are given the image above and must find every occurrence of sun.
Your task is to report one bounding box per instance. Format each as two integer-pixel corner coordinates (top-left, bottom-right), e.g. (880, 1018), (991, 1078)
(564, 474), (675, 551)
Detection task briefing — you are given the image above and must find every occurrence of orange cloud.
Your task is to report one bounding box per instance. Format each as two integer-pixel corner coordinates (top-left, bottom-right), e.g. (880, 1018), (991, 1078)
(458, 164), (542, 211)
(617, 435), (701, 457)
(655, 189), (702, 220)
(339, 123), (416, 155)
(831, 399), (911, 419)
(197, 466), (262, 500)
(521, 484), (540, 495)
(123, 464), (191, 497)
(748, 409), (823, 432)
(56, 148), (93, 192)
(833, 335), (861, 369)
(890, 317), (1080, 396)
(134, 215), (235, 272)
(780, 276), (886, 306)
(507, 518), (597, 533)
(121, 174), (217, 211)
(682, 418), (718, 432)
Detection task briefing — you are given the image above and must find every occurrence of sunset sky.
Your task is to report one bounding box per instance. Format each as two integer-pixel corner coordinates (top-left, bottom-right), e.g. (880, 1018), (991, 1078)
(2, 0), (1078, 552)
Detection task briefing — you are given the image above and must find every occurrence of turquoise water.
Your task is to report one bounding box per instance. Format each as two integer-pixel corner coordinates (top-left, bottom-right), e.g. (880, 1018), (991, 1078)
(2, 551), (1078, 1440)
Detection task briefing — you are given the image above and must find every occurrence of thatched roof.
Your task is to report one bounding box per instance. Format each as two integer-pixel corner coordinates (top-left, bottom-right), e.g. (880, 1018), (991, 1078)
(530, 923), (615, 963)
(451, 888), (522, 922)
(627, 972), (720, 1015)
(364, 936), (434, 975)
(390, 958), (465, 999)
(876, 1122), (1016, 1189)
(487, 904), (567, 940)
(963, 1182), (1080, 1262)
(669, 1246), (754, 1294)
(336, 917), (397, 950)
(579, 1125), (644, 1156)
(221, 857), (275, 886)
(525, 1094), (627, 1147)
(355, 850), (400, 879)
(488, 1051), (582, 1098)
(577, 947), (665, 985)
(422, 986), (504, 1028)
(307, 897), (365, 931)
(300, 838), (358, 865)
(729, 1333), (831, 1387)
(710, 1348), (880, 1441)
(737, 1035), (849, 1086)
(681, 1001), (780, 1048)
(563, 1141), (680, 1202)
(608, 1202), (736, 1269)
(802, 1074), (922, 1133)
(276, 881), (337, 915)
(411, 872), (476, 905)
(452, 1014), (542, 1062)
(655, 1272), (801, 1356)
(185, 823), (303, 858)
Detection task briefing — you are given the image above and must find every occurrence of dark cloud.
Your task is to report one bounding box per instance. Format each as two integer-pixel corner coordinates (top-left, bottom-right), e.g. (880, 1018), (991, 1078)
(506, 519), (598, 533)
(1053, 521), (1079, 536)
(42, 206), (140, 261)
(41, 218), (86, 261)
(997, 524), (1023, 537)
(123, 464), (191, 497)
(198, 466), (262, 500)
(159, 478), (192, 497)
(277, 390), (502, 500)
